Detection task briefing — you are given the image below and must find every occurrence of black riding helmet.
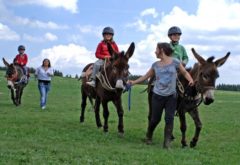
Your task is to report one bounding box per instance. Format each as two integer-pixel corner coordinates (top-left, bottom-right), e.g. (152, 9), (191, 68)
(18, 45), (25, 51)
(168, 26), (182, 36)
(102, 27), (114, 35)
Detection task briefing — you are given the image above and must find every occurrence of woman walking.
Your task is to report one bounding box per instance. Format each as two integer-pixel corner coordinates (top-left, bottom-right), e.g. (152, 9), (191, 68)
(35, 59), (54, 110)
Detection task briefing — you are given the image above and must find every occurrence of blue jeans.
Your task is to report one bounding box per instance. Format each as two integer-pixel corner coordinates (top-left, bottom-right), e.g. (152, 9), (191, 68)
(38, 81), (51, 107)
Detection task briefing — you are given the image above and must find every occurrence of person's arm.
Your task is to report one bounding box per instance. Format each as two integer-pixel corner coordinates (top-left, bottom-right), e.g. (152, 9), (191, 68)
(95, 42), (108, 59)
(47, 68), (54, 77)
(129, 68), (154, 86)
(181, 46), (189, 66)
(179, 63), (194, 86)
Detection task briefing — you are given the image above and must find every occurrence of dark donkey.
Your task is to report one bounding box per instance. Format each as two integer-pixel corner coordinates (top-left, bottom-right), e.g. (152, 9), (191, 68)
(147, 48), (230, 147)
(80, 42), (135, 135)
(2, 58), (28, 106)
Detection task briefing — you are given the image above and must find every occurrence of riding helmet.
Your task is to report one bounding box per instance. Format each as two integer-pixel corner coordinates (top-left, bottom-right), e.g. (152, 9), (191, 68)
(102, 27), (114, 35)
(168, 26), (182, 36)
(18, 45), (26, 51)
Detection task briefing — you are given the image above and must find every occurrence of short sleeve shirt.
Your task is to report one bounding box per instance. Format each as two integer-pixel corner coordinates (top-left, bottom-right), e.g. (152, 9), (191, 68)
(152, 58), (180, 96)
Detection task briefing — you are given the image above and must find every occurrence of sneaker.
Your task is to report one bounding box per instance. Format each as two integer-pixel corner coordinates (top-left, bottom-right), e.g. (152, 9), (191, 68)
(41, 106), (46, 110)
(86, 80), (96, 87)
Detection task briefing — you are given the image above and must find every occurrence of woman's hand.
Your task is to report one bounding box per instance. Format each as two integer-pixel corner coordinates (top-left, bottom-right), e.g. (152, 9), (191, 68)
(188, 79), (194, 86)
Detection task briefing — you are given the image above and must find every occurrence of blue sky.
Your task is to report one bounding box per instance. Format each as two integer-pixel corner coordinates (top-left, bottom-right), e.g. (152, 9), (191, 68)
(0, 0), (239, 84)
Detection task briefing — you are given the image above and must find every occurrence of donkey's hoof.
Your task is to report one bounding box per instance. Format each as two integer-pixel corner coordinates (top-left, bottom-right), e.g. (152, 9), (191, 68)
(118, 132), (124, 138)
(190, 141), (197, 148)
(97, 123), (102, 128)
(80, 117), (84, 123)
(181, 141), (188, 148)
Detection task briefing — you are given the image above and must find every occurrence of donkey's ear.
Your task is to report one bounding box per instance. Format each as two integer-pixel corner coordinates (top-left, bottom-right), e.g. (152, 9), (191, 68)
(125, 42), (135, 59)
(2, 58), (9, 67)
(215, 52), (230, 67)
(192, 48), (206, 65)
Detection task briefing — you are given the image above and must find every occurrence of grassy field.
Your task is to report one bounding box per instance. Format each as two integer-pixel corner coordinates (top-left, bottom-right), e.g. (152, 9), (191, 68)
(0, 70), (240, 164)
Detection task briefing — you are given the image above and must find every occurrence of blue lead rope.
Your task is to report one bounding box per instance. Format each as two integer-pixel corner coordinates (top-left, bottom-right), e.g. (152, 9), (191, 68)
(124, 83), (132, 111)
(128, 86), (131, 111)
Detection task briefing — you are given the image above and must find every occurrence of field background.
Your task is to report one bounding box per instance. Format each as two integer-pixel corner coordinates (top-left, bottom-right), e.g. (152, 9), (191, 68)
(0, 70), (239, 164)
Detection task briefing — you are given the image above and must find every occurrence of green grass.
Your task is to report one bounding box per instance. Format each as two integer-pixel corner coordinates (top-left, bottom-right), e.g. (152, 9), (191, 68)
(0, 71), (240, 164)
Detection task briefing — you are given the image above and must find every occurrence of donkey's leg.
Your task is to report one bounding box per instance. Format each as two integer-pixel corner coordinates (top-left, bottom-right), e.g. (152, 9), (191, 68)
(94, 97), (102, 127)
(113, 98), (124, 135)
(148, 90), (153, 125)
(18, 87), (24, 105)
(80, 90), (87, 123)
(102, 101), (109, 132)
(179, 111), (188, 147)
(10, 88), (17, 106)
(189, 109), (202, 148)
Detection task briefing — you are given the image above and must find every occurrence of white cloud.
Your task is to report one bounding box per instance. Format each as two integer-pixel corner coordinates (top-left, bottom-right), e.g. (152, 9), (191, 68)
(8, 0), (78, 13)
(30, 44), (95, 75)
(0, 1), (69, 29)
(14, 16), (69, 30)
(126, 0), (240, 84)
(0, 23), (20, 41)
(44, 32), (58, 41)
(140, 8), (158, 18)
(76, 25), (103, 38)
(23, 32), (58, 42)
(126, 19), (148, 32)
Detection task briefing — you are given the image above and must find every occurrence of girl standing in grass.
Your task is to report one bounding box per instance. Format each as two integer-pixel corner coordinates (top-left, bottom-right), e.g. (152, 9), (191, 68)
(35, 59), (54, 110)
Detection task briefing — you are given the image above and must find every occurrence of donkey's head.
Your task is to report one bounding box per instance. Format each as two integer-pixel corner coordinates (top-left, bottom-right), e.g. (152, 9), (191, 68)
(2, 58), (20, 89)
(191, 48), (230, 105)
(106, 42), (135, 90)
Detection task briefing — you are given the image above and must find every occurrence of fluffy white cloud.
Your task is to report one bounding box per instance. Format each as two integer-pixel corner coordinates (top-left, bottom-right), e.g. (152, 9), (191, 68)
(140, 8), (158, 18)
(23, 32), (58, 42)
(0, 23), (20, 41)
(126, 19), (148, 32)
(126, 0), (240, 84)
(30, 44), (95, 75)
(8, 0), (78, 13)
(44, 33), (58, 41)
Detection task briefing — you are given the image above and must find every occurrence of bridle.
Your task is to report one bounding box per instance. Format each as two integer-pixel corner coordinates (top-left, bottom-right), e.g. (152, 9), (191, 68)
(97, 58), (128, 92)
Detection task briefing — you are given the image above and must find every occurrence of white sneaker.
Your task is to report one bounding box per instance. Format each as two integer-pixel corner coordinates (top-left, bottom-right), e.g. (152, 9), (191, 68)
(86, 80), (96, 87)
(41, 106), (46, 110)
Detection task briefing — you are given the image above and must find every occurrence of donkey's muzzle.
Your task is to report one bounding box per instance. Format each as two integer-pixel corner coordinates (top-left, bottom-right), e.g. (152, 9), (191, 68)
(204, 97), (214, 105)
(115, 80), (125, 89)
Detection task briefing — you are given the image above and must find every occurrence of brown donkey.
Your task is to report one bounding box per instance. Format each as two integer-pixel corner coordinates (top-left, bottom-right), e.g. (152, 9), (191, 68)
(80, 42), (135, 136)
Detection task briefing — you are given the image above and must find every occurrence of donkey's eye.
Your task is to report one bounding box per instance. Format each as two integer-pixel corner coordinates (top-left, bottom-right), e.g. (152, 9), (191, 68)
(202, 74), (209, 81)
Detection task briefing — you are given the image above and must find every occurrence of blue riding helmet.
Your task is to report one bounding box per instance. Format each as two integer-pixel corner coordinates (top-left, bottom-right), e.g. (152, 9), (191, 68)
(102, 27), (114, 35)
(168, 26), (182, 36)
(18, 45), (25, 51)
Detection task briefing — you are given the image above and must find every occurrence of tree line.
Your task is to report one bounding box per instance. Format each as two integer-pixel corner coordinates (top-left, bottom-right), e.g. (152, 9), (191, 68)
(1, 66), (239, 91)
(0, 66), (63, 77)
(216, 84), (240, 91)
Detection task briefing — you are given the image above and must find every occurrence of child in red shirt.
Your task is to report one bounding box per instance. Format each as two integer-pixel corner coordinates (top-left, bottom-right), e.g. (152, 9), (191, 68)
(14, 45), (29, 81)
(87, 27), (119, 87)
